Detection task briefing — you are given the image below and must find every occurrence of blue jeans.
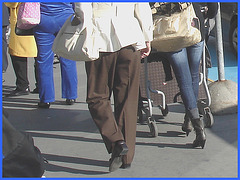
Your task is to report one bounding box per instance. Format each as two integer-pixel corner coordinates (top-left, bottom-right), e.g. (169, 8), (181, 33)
(165, 41), (204, 118)
(34, 12), (78, 103)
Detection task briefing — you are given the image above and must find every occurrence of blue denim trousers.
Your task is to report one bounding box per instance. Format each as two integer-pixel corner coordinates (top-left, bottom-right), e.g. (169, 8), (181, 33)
(34, 13), (78, 103)
(165, 41), (204, 118)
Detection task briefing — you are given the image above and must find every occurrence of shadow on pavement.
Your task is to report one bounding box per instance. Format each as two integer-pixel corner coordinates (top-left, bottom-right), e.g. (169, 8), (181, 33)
(43, 154), (109, 175)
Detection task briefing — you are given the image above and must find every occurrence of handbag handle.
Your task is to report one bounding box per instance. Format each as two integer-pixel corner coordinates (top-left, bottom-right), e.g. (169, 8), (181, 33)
(71, 16), (81, 26)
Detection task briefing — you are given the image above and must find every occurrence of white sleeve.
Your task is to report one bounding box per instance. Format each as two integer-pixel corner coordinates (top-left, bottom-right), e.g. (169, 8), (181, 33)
(134, 3), (153, 42)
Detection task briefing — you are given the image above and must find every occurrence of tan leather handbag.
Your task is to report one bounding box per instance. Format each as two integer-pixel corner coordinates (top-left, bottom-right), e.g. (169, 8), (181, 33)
(151, 3), (201, 52)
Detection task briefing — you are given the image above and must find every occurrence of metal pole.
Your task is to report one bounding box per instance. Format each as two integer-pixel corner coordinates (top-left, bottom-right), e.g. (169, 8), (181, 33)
(215, 2), (225, 81)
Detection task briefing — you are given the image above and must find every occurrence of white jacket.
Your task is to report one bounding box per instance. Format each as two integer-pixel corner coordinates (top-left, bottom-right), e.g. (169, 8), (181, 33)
(74, 3), (153, 53)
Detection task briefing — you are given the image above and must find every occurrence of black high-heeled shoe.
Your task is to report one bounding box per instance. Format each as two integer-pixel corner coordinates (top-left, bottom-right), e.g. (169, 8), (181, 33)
(38, 102), (50, 109)
(109, 140), (128, 172)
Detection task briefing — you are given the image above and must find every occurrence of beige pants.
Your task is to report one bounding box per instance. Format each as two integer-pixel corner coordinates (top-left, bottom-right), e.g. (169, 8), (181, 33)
(85, 46), (141, 164)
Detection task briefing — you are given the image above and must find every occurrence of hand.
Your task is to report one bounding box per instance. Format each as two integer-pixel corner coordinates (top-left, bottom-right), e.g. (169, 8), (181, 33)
(140, 41), (151, 59)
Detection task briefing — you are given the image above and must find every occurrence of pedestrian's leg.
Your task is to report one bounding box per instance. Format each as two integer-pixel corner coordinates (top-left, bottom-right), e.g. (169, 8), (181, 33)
(166, 49), (199, 136)
(187, 41), (204, 101)
(187, 41), (206, 148)
(10, 55), (29, 91)
(34, 30), (55, 103)
(59, 57), (78, 101)
(167, 47), (206, 148)
(113, 46), (141, 165)
(85, 52), (125, 153)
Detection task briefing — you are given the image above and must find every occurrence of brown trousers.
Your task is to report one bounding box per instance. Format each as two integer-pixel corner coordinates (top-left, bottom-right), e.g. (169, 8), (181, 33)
(85, 46), (141, 164)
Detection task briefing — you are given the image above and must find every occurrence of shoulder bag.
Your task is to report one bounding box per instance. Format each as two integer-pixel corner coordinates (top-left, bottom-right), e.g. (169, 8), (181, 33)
(17, 2), (40, 30)
(151, 3), (201, 52)
(52, 14), (99, 61)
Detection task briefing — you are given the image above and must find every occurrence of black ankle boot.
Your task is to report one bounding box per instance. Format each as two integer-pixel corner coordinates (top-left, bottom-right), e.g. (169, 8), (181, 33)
(182, 113), (192, 136)
(191, 117), (206, 149)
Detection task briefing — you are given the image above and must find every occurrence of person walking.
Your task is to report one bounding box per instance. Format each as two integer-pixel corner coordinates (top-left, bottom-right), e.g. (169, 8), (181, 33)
(161, 2), (218, 149)
(33, 2), (78, 108)
(4, 2), (37, 96)
(74, 2), (153, 172)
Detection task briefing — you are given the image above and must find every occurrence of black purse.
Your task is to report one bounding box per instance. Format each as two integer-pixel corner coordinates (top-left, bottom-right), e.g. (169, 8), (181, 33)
(15, 24), (34, 36)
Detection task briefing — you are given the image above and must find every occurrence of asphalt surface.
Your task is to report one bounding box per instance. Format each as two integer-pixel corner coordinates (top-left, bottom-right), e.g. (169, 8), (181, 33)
(2, 49), (238, 178)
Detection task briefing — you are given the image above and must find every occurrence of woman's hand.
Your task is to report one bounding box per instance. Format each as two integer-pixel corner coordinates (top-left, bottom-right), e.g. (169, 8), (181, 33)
(140, 41), (151, 59)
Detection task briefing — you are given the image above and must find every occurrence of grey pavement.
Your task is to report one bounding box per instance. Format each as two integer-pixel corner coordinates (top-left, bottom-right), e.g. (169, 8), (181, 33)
(2, 57), (238, 178)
